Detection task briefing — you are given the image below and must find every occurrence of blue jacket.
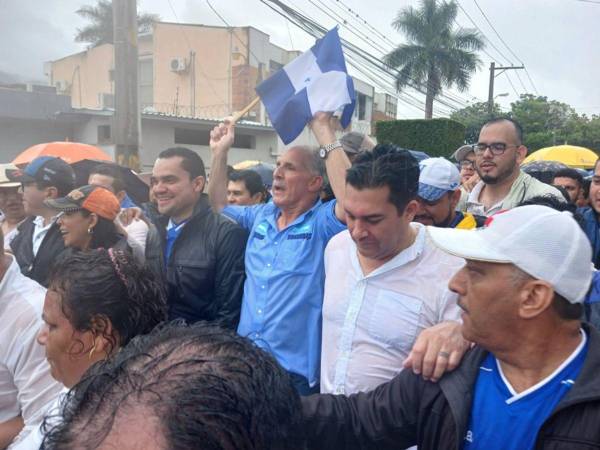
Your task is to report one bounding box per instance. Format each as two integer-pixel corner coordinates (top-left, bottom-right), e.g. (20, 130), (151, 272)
(579, 207), (600, 268)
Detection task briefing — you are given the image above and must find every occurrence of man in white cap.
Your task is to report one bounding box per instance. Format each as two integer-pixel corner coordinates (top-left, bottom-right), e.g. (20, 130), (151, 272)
(0, 164), (26, 250)
(415, 158), (485, 229)
(303, 205), (599, 449)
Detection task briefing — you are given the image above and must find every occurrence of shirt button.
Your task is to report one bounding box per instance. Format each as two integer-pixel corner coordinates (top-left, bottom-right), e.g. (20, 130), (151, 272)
(274, 241), (278, 245)
(257, 309), (263, 314)
(255, 332), (261, 338)
(267, 263), (271, 267)
(335, 386), (345, 395)
(261, 285), (265, 289)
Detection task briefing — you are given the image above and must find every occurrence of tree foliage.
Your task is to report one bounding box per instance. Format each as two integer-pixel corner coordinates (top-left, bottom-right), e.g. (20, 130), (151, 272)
(384, 0), (484, 119)
(75, 0), (159, 47)
(450, 94), (600, 152)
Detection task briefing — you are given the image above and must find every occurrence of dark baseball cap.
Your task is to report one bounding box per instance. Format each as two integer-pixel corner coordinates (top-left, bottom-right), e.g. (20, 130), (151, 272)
(44, 184), (120, 221)
(7, 156), (75, 186)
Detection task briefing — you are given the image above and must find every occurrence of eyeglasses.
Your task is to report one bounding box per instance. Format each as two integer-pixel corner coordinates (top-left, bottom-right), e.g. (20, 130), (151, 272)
(474, 143), (520, 156)
(460, 160), (475, 168)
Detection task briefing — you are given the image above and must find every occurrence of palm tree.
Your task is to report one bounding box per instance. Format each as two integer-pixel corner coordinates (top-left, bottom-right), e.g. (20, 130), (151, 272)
(384, 0), (484, 119)
(75, 0), (159, 47)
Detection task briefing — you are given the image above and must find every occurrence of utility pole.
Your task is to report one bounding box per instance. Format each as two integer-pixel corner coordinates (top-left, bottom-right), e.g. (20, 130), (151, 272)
(487, 62), (525, 115)
(113, 0), (140, 171)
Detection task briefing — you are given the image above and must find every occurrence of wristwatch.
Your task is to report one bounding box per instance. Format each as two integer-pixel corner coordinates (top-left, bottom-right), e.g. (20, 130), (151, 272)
(318, 140), (343, 159)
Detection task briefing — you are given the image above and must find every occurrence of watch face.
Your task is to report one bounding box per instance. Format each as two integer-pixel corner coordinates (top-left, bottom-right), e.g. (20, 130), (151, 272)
(319, 147), (327, 159)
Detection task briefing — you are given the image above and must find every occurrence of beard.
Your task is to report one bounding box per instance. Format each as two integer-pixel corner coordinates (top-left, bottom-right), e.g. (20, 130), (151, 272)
(476, 159), (518, 185)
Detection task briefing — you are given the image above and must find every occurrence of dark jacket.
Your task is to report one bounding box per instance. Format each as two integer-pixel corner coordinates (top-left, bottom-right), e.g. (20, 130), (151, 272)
(579, 207), (600, 268)
(302, 323), (600, 450)
(146, 194), (248, 329)
(10, 217), (66, 287)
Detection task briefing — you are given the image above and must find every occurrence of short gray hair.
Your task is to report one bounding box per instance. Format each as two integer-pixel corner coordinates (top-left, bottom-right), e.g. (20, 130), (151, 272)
(288, 146), (324, 177)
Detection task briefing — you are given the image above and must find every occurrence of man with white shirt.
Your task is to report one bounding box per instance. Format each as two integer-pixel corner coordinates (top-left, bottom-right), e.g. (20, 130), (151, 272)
(8, 157), (75, 286)
(320, 145), (467, 395)
(0, 227), (62, 448)
(466, 118), (562, 216)
(304, 205), (599, 449)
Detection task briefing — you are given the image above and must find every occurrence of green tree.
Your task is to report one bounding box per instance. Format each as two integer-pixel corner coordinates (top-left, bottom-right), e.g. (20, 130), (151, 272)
(384, 0), (484, 119)
(449, 101), (504, 143)
(75, 0), (159, 47)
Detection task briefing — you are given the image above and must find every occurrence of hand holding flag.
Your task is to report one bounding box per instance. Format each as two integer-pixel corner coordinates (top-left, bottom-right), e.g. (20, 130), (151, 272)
(255, 27), (355, 144)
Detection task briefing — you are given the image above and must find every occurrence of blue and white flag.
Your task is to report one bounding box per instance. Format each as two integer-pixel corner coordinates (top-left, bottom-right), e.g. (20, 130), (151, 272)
(256, 27), (355, 145)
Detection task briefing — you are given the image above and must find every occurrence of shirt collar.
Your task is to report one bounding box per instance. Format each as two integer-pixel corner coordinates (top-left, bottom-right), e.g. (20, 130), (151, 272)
(351, 223), (427, 278)
(33, 215), (59, 229)
(267, 198), (323, 230)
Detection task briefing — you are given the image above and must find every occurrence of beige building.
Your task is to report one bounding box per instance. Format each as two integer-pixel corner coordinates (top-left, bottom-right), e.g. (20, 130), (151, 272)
(47, 22), (384, 166)
(48, 22), (302, 121)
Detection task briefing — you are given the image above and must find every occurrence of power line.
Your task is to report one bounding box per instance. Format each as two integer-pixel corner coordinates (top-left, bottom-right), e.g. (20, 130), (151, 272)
(472, 0), (522, 64)
(261, 0), (459, 115)
(503, 72), (520, 97)
(303, 0), (475, 108)
(471, 0), (538, 94)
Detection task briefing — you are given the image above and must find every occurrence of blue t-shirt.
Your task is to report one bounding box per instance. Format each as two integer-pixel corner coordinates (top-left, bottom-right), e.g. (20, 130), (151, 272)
(463, 330), (588, 450)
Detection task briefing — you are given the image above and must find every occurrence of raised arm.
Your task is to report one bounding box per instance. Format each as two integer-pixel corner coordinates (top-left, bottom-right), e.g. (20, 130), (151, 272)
(310, 112), (351, 223)
(208, 118), (235, 213)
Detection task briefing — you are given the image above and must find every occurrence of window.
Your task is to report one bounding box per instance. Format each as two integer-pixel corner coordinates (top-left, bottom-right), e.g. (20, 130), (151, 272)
(139, 59), (153, 108)
(174, 128), (255, 149)
(98, 125), (111, 144)
(356, 93), (367, 121)
(269, 60), (283, 74)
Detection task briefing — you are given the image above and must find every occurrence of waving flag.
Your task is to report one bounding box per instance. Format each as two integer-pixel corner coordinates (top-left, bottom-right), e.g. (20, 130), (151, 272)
(256, 27), (355, 145)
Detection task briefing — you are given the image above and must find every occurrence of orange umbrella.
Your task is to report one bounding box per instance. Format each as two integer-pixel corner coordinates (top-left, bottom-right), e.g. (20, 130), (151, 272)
(13, 142), (112, 166)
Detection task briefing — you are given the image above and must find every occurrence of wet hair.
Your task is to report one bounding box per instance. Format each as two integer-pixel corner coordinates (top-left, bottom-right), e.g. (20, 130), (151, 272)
(481, 117), (524, 145)
(346, 143), (420, 213)
(47, 250), (167, 356)
(229, 170), (266, 198)
(553, 168), (584, 187)
(90, 164), (126, 193)
(41, 323), (303, 450)
(516, 195), (585, 320)
(158, 147), (206, 179)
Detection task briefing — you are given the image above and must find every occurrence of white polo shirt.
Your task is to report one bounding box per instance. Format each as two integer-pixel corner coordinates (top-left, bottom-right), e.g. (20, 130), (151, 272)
(0, 256), (62, 446)
(320, 224), (464, 395)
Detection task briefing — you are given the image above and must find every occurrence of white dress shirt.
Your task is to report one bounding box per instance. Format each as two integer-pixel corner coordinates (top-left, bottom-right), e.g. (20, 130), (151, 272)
(31, 216), (56, 257)
(0, 256), (62, 446)
(320, 224), (464, 395)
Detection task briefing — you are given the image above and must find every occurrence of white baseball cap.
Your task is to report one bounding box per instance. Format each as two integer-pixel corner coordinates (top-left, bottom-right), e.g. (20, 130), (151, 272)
(427, 205), (593, 304)
(418, 157), (461, 202)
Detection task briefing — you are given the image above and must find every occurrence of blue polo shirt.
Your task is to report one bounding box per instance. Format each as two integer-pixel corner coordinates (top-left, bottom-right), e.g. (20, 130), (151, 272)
(463, 330), (588, 450)
(223, 199), (346, 386)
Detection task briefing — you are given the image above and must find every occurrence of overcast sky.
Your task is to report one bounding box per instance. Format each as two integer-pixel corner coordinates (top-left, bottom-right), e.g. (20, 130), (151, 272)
(1, 0), (599, 118)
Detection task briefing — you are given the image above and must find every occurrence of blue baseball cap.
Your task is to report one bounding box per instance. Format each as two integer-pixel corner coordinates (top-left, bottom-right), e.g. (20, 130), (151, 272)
(7, 156), (75, 186)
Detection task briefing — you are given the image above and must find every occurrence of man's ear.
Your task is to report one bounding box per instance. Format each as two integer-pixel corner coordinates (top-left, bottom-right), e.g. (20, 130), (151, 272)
(308, 175), (324, 193)
(403, 199), (419, 221)
(450, 189), (462, 211)
(518, 279), (554, 320)
(516, 145), (528, 164)
(193, 176), (206, 193)
(44, 186), (59, 200)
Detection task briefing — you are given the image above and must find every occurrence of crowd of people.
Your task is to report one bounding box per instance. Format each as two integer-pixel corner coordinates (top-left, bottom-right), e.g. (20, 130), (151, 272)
(0, 113), (599, 449)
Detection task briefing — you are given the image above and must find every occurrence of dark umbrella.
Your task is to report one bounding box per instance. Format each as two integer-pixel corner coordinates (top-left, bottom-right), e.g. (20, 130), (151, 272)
(408, 150), (430, 162)
(521, 160), (569, 184)
(71, 159), (149, 205)
(244, 163), (275, 187)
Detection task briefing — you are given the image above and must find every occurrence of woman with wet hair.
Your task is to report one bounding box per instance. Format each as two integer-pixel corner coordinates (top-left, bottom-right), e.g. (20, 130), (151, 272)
(12, 249), (167, 449)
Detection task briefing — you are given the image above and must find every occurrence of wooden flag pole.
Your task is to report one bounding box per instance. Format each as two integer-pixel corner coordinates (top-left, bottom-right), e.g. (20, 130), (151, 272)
(231, 97), (261, 123)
